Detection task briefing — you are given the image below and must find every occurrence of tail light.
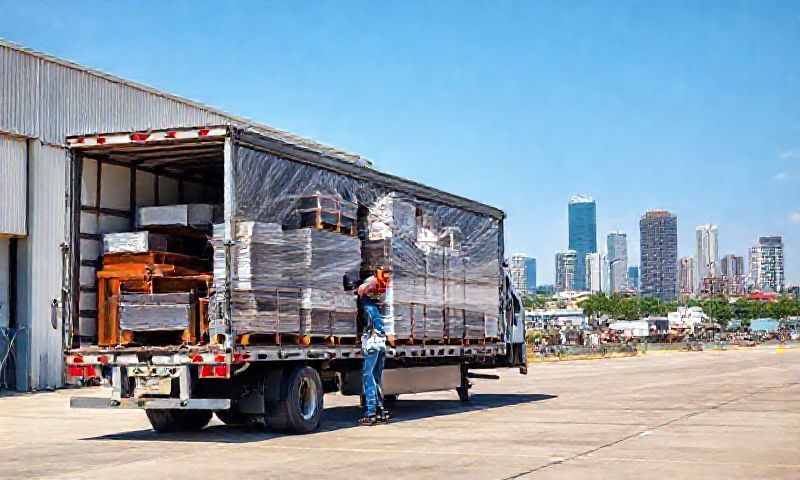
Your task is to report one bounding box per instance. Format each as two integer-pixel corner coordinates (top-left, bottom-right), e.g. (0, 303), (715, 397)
(67, 365), (98, 378)
(198, 128), (210, 137)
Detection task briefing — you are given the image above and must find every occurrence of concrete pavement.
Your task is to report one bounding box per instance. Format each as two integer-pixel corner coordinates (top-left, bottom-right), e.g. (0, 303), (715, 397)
(1, 346), (798, 479)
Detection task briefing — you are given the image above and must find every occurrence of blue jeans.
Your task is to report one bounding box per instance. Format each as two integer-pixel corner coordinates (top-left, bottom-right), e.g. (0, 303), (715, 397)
(362, 348), (385, 416)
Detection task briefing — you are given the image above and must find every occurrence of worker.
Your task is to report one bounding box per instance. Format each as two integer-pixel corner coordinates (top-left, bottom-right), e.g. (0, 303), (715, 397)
(357, 269), (390, 426)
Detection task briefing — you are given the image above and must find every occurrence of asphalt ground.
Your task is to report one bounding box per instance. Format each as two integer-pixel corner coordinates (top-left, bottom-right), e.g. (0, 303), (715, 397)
(1, 345), (797, 479)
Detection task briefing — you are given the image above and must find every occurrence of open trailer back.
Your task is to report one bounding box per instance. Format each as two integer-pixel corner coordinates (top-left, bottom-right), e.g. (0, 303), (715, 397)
(63, 125), (526, 433)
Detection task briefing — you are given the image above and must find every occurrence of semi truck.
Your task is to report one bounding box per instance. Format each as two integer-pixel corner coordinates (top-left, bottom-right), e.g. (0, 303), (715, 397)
(63, 125), (526, 433)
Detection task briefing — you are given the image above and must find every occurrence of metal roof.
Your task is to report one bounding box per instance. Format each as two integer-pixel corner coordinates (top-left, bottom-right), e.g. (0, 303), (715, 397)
(0, 38), (372, 167)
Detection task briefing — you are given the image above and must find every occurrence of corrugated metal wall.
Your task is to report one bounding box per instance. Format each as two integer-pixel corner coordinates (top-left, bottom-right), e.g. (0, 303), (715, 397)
(15, 142), (66, 390)
(1, 44), (231, 145)
(0, 135), (27, 236)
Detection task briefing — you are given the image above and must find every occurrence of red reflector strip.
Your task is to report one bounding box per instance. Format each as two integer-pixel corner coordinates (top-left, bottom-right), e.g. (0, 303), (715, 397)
(199, 365), (214, 378)
(198, 128), (210, 137)
(130, 132), (150, 142)
(166, 130), (178, 138)
(67, 365), (98, 378)
(96, 137), (107, 144)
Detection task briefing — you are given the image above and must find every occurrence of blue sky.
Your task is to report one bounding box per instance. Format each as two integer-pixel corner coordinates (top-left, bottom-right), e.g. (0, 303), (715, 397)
(2, 1), (798, 284)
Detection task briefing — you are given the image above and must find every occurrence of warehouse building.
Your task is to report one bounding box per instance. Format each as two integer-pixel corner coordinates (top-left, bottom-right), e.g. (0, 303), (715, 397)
(0, 39), (369, 391)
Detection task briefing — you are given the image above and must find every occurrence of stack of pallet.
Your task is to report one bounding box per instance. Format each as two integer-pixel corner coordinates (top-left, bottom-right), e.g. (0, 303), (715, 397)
(363, 193), (500, 343)
(96, 204), (216, 347)
(212, 220), (361, 343)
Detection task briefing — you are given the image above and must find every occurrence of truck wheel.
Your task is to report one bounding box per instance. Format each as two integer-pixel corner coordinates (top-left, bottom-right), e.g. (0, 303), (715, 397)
(215, 409), (247, 426)
(456, 386), (470, 402)
(146, 409), (212, 432)
(268, 366), (324, 434)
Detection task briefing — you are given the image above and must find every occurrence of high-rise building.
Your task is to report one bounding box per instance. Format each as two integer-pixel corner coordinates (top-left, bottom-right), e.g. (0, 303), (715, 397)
(639, 210), (678, 301)
(607, 231), (628, 293)
(509, 254), (533, 294)
(555, 250), (577, 292)
(601, 254), (611, 295)
(678, 257), (695, 295)
(568, 195), (597, 291)
(585, 253), (603, 293)
(719, 254), (745, 295)
(627, 266), (639, 291)
(695, 225), (719, 293)
(749, 236), (785, 292)
(525, 257), (536, 293)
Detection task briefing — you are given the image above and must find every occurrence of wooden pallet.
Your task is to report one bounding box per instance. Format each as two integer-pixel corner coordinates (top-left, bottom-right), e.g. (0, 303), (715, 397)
(236, 333), (310, 346)
(120, 328), (192, 347)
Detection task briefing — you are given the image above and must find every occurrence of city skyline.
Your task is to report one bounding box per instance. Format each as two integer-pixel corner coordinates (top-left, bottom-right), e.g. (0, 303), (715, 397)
(3, 3), (798, 286)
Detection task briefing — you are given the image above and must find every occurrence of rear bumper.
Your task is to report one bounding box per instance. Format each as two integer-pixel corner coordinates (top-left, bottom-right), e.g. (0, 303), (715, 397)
(70, 397), (230, 410)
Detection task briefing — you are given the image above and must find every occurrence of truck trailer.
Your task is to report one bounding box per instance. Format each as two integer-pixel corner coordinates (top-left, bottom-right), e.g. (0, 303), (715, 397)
(63, 125), (526, 433)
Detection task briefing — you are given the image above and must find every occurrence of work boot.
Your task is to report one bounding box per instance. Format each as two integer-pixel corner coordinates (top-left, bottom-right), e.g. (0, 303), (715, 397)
(358, 415), (378, 426)
(377, 408), (391, 424)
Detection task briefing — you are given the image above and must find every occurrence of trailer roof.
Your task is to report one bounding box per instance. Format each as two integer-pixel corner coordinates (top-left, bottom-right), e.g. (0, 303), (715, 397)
(67, 126), (505, 220)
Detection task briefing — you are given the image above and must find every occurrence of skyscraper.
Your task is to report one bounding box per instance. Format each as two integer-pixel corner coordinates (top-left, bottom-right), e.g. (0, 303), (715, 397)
(695, 225), (719, 293)
(750, 236), (785, 292)
(524, 257), (537, 293)
(509, 254), (533, 294)
(639, 210), (678, 301)
(607, 231), (628, 293)
(678, 256), (695, 295)
(627, 266), (639, 291)
(719, 254), (745, 295)
(585, 253), (603, 293)
(568, 195), (597, 291)
(555, 250), (577, 292)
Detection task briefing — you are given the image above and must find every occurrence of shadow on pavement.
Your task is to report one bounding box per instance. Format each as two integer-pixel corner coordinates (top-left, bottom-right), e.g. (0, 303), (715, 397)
(82, 393), (556, 444)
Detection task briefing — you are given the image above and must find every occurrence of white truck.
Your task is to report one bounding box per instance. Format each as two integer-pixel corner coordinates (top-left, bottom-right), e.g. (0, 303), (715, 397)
(63, 125), (526, 433)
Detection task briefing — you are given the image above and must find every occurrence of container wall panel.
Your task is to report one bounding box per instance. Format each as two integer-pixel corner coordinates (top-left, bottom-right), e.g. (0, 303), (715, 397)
(158, 177), (180, 205)
(0, 135), (28, 236)
(99, 163), (130, 211)
(136, 170), (156, 207)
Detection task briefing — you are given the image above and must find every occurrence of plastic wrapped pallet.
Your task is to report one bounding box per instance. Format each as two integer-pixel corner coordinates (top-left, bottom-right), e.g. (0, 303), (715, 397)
(119, 293), (192, 332)
(220, 146), (503, 344)
(211, 222), (360, 337)
(102, 231), (172, 254)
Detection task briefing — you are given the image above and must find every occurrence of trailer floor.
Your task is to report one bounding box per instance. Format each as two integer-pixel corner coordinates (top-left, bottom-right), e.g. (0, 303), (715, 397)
(1, 346), (798, 479)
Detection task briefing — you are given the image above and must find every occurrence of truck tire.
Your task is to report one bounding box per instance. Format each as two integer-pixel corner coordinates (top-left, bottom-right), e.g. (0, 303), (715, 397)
(267, 366), (323, 433)
(215, 409), (247, 426)
(146, 409), (212, 432)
